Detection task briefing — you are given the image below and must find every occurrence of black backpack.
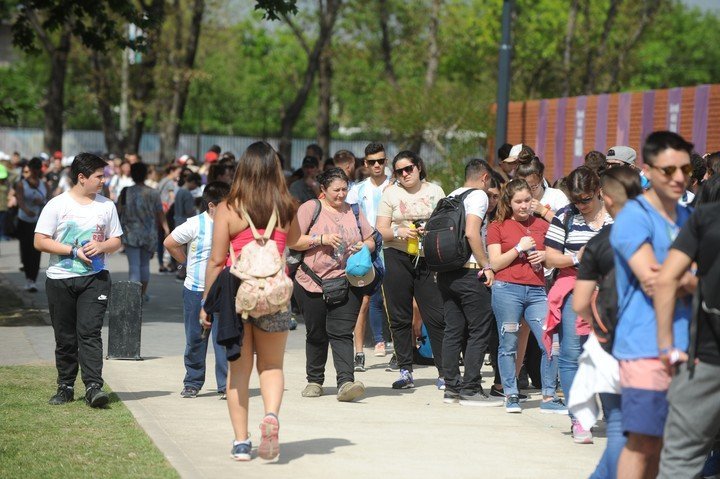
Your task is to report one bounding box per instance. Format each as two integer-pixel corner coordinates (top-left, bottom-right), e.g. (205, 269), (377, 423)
(423, 188), (478, 272)
(591, 266), (620, 354)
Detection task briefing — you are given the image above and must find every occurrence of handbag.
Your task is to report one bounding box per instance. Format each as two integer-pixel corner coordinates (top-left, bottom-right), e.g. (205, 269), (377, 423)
(300, 263), (349, 306)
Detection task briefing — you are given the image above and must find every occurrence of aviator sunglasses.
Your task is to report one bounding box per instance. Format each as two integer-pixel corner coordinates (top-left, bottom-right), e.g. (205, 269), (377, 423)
(650, 163), (693, 177)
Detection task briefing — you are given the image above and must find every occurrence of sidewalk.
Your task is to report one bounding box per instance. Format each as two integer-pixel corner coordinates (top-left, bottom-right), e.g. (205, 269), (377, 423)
(0, 244), (604, 478)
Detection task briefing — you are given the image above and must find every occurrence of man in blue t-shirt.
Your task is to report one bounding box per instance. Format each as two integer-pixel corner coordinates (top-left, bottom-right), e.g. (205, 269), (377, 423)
(610, 131), (695, 479)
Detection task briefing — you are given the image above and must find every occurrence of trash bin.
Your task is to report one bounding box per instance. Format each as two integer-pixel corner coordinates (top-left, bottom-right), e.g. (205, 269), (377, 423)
(106, 280), (143, 360)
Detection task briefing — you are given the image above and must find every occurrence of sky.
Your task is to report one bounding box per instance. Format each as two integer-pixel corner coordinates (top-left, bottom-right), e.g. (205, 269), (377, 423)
(682, 0), (720, 12)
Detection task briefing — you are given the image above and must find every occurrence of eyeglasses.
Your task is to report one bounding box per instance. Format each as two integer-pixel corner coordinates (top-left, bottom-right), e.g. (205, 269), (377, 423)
(366, 158), (386, 166)
(650, 163), (693, 178)
(572, 195), (594, 205)
(527, 183), (541, 191)
(394, 164), (416, 176)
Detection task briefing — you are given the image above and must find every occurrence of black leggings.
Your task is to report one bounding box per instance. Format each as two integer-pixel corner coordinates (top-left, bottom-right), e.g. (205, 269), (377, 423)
(18, 219), (41, 282)
(382, 248), (445, 375)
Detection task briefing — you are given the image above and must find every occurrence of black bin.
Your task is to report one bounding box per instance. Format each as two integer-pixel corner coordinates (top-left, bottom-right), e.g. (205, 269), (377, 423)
(106, 281), (143, 360)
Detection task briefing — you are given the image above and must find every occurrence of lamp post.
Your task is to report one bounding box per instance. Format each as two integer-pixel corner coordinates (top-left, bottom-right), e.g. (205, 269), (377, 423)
(495, 0), (514, 153)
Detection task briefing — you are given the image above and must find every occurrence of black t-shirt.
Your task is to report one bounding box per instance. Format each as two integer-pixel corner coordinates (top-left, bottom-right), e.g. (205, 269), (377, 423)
(577, 227), (613, 281)
(672, 204), (720, 365)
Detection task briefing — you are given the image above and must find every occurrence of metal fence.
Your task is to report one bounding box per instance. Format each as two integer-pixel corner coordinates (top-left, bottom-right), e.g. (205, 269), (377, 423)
(0, 128), (467, 168)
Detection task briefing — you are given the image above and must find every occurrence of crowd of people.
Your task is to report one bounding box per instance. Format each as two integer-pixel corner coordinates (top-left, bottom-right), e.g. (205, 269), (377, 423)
(4, 130), (719, 475)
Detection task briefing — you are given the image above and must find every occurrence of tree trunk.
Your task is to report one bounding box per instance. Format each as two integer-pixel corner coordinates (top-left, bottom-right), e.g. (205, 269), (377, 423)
(562, 0), (579, 97)
(584, 0), (621, 94)
(317, 43), (332, 159)
(43, 29), (71, 153)
(158, 0), (205, 165)
(279, 0), (340, 163)
(378, 0), (398, 89)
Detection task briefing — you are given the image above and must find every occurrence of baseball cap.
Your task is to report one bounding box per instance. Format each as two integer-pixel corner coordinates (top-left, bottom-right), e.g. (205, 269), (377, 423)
(53, 150), (63, 159)
(504, 144), (523, 163)
(606, 146), (637, 166)
(345, 245), (375, 288)
(0, 164), (7, 180)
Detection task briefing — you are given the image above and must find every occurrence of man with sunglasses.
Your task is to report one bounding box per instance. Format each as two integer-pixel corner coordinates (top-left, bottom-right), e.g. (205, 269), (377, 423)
(606, 146), (651, 191)
(347, 143), (392, 367)
(610, 131), (695, 479)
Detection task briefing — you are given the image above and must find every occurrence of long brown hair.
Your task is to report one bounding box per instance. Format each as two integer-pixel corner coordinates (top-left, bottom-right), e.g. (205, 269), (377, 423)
(227, 141), (297, 227)
(493, 178), (531, 223)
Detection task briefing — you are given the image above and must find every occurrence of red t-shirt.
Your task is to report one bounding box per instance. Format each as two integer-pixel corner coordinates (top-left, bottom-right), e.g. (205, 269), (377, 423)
(486, 216), (549, 286)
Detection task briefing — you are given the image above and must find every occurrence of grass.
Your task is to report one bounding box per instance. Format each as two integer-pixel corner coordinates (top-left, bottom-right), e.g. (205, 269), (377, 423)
(0, 366), (179, 478)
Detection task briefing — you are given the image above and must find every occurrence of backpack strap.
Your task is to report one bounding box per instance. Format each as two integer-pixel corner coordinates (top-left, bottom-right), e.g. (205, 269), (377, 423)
(239, 204), (278, 243)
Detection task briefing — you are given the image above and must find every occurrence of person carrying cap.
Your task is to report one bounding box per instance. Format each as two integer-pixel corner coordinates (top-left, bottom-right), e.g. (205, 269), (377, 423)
(497, 143), (519, 181)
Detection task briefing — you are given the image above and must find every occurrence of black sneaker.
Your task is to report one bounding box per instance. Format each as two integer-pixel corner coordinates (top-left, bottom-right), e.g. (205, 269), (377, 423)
(385, 353), (399, 372)
(354, 352), (366, 372)
(443, 390), (460, 404)
(85, 383), (109, 408)
(517, 366), (530, 390)
(181, 386), (199, 398)
(459, 390), (503, 407)
(489, 385), (529, 402)
(48, 384), (74, 405)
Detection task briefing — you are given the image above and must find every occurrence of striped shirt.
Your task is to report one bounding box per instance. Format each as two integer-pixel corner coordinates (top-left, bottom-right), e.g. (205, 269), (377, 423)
(346, 176), (391, 227)
(170, 212), (214, 291)
(544, 205), (613, 255)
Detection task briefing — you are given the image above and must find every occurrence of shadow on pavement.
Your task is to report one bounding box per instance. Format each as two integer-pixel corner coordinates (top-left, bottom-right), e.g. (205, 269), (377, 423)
(269, 437), (354, 465)
(110, 390), (172, 402)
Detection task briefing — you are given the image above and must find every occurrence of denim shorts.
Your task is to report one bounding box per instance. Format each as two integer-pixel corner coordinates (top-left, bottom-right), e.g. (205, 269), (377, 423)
(242, 310), (292, 333)
(619, 358), (672, 437)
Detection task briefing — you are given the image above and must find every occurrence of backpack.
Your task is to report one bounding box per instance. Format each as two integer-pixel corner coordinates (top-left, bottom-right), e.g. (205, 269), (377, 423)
(590, 265), (620, 354)
(349, 203), (385, 294)
(422, 188), (478, 272)
(230, 205), (294, 320)
(286, 199), (321, 277)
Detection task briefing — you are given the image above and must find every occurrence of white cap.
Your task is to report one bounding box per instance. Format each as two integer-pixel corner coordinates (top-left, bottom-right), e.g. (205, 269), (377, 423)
(504, 144), (523, 163)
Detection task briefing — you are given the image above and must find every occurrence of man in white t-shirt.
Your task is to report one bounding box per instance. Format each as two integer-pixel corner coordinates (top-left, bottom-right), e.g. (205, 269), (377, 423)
(34, 153), (123, 408)
(346, 142), (392, 368)
(436, 158), (499, 406)
(164, 182), (230, 399)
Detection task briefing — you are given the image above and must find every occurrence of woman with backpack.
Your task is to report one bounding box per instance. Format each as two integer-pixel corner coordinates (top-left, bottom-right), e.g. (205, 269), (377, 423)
(487, 178), (564, 414)
(572, 166), (642, 478)
(287, 167), (376, 403)
(201, 142), (297, 462)
(375, 151), (446, 390)
(544, 166), (613, 444)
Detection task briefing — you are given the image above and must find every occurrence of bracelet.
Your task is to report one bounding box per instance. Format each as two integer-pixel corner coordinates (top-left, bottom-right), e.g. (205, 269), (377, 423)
(482, 265), (493, 272)
(572, 253), (580, 267)
(319, 235), (323, 246)
(71, 246), (78, 259)
(310, 234), (318, 248)
(514, 244), (524, 254)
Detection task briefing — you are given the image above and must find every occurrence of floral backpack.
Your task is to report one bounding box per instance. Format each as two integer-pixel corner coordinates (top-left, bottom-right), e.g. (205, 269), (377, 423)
(229, 205), (293, 319)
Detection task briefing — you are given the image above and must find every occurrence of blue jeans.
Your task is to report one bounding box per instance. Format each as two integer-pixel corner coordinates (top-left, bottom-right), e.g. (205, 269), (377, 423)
(491, 281), (557, 397)
(125, 245), (151, 283)
(590, 393), (625, 479)
(183, 288), (228, 391)
(558, 293), (588, 415)
(369, 289), (386, 344)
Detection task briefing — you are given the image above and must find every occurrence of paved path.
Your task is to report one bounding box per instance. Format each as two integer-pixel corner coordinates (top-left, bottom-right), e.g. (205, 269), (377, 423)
(0, 244), (604, 478)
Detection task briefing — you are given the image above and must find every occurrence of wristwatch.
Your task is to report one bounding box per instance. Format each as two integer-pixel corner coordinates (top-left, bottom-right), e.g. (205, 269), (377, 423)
(572, 253), (580, 267)
(514, 244), (524, 255)
(392, 225), (400, 239)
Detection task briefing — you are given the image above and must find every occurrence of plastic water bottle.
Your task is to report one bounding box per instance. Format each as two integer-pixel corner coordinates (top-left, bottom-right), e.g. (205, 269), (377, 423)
(81, 240), (105, 273)
(406, 223), (419, 255)
(527, 246), (542, 272)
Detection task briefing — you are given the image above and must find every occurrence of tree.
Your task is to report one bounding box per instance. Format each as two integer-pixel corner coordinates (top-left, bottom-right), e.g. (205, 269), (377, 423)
(278, 0), (341, 161)
(11, 0), (144, 153)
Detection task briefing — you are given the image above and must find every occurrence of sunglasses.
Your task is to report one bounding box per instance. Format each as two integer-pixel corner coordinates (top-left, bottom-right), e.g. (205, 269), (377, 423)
(366, 158), (386, 166)
(572, 195), (594, 205)
(651, 163), (693, 177)
(394, 164), (416, 176)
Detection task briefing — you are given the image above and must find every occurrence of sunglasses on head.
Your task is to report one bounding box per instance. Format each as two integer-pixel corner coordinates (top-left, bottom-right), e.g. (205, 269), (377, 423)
(651, 163), (693, 177)
(394, 164), (416, 175)
(366, 158), (386, 166)
(572, 195), (594, 205)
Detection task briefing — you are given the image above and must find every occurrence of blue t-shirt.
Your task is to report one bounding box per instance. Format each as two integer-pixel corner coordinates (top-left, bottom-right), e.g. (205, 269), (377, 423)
(610, 196), (693, 360)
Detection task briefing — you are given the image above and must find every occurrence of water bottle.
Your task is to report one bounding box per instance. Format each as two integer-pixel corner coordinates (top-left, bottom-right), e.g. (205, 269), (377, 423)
(527, 246), (542, 272)
(406, 223), (419, 255)
(81, 240), (105, 273)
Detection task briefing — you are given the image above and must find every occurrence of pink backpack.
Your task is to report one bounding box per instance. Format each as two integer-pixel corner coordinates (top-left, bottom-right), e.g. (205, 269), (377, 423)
(229, 206), (293, 319)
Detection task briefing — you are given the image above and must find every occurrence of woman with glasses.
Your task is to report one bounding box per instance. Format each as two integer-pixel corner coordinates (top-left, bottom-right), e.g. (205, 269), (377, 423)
(487, 179), (561, 413)
(544, 166), (613, 443)
(376, 151), (446, 390)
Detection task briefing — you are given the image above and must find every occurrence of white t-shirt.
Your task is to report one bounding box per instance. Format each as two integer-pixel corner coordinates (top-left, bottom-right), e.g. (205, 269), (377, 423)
(35, 192), (123, 280)
(449, 187), (489, 265)
(540, 187), (570, 213)
(170, 212), (213, 292)
(346, 176), (391, 226)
